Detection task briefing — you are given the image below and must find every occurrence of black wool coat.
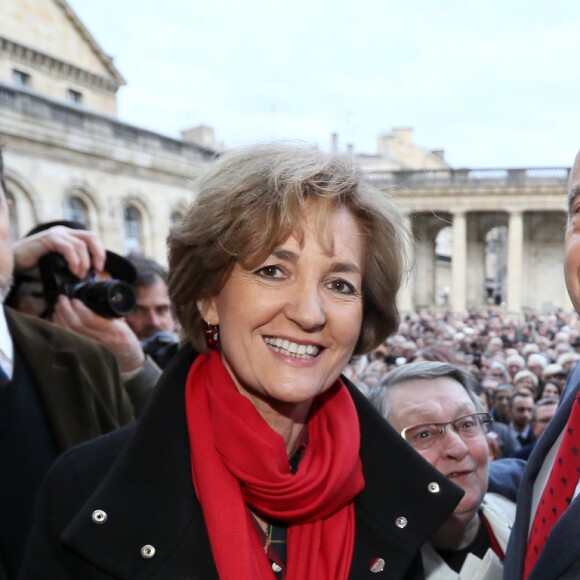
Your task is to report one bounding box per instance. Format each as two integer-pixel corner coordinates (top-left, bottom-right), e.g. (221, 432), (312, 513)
(20, 345), (463, 580)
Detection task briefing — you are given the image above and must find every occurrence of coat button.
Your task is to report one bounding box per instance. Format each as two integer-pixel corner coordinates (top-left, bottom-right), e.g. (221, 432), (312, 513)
(272, 562), (282, 573)
(141, 545), (156, 559)
(369, 557), (385, 573)
(395, 516), (408, 528)
(91, 510), (107, 524)
(428, 482), (440, 493)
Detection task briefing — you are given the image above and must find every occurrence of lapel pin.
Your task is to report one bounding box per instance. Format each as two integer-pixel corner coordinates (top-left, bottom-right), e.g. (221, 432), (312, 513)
(369, 557), (385, 573)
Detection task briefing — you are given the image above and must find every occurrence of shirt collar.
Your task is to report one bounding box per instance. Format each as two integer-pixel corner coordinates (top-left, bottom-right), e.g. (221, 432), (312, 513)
(0, 305), (14, 376)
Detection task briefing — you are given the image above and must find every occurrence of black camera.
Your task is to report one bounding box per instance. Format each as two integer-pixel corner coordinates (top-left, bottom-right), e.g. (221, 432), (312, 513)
(38, 253), (136, 318)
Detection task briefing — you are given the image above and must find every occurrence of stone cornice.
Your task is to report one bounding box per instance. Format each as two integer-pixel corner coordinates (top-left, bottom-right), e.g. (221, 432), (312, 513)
(366, 167), (570, 191)
(0, 36), (123, 93)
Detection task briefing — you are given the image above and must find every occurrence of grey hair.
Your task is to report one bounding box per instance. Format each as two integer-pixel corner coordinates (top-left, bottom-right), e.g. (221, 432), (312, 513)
(367, 361), (482, 420)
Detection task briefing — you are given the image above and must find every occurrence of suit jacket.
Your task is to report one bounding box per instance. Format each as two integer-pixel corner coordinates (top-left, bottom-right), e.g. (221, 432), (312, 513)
(5, 307), (135, 453)
(504, 362), (580, 580)
(1, 307), (135, 580)
(21, 344), (464, 579)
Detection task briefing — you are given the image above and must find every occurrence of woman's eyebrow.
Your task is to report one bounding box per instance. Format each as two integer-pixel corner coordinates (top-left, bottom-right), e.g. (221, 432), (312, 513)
(329, 262), (362, 275)
(271, 247), (297, 262)
(269, 249), (362, 276)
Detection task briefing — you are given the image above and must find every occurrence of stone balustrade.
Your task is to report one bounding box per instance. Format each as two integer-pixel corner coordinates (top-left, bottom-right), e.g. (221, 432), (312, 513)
(0, 82), (214, 162)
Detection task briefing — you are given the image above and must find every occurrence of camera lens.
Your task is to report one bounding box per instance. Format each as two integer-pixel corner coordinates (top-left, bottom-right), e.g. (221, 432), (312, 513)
(73, 280), (136, 318)
(108, 283), (136, 316)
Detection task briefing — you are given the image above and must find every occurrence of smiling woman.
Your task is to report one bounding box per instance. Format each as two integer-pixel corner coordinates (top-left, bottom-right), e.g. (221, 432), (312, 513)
(21, 142), (464, 580)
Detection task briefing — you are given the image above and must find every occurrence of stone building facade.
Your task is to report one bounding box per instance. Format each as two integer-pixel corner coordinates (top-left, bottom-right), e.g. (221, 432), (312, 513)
(0, 0), (214, 266)
(368, 168), (571, 314)
(0, 0), (572, 313)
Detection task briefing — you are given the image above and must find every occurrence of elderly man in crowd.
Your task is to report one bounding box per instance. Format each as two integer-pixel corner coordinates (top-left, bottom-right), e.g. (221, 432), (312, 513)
(369, 361), (516, 578)
(506, 354), (526, 381)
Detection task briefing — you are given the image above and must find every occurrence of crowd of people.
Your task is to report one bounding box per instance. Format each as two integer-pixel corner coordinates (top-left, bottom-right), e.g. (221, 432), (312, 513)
(345, 308), (580, 463)
(3, 142), (580, 579)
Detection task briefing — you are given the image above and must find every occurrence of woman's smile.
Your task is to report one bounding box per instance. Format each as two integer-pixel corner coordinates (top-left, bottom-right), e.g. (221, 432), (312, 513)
(263, 336), (322, 359)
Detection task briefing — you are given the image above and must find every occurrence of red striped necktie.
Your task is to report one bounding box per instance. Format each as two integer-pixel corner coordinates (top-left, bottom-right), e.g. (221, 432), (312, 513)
(524, 394), (580, 578)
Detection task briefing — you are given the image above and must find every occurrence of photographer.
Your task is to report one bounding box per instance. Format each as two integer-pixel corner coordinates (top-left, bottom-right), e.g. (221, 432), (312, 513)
(0, 150), (135, 579)
(9, 222), (162, 416)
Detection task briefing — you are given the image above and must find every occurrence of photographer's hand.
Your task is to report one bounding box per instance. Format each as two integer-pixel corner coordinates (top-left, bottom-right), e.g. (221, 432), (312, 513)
(53, 296), (145, 373)
(12, 226), (106, 278)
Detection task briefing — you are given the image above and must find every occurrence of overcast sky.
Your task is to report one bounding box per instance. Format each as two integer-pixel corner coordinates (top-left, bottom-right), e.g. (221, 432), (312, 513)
(68, 0), (580, 168)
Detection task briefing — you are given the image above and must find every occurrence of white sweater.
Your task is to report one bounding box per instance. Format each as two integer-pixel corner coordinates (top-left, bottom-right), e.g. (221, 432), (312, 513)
(421, 492), (516, 580)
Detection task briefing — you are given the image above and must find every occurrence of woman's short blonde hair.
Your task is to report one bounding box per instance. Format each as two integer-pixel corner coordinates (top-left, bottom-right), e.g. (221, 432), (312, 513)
(168, 142), (410, 354)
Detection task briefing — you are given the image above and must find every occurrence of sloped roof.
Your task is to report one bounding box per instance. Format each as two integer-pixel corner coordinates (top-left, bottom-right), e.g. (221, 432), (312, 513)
(54, 0), (125, 86)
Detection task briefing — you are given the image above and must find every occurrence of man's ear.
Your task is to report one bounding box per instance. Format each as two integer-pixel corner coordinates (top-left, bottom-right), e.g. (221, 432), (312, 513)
(197, 298), (219, 325)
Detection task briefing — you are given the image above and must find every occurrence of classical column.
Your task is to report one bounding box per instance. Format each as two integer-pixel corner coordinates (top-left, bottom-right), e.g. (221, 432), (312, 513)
(507, 210), (523, 312)
(465, 214), (486, 308)
(397, 213), (414, 313)
(451, 211), (467, 312)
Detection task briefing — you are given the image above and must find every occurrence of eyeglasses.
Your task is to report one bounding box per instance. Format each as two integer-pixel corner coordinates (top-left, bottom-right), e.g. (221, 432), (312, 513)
(400, 412), (493, 451)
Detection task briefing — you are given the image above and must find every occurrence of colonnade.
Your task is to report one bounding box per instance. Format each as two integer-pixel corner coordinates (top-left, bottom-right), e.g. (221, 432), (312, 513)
(397, 208), (569, 314)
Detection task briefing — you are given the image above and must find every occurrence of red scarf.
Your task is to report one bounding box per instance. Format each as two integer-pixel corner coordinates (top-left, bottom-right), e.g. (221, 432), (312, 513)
(185, 350), (365, 579)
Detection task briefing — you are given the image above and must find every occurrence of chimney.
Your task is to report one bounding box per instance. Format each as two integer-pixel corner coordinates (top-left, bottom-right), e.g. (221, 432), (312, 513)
(392, 127), (413, 145)
(331, 132), (338, 153)
(181, 125), (215, 147)
(377, 133), (395, 157)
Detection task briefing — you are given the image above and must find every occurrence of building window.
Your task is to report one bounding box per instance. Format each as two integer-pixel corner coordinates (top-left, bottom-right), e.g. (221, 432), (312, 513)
(12, 69), (31, 88)
(63, 196), (88, 226)
(170, 210), (183, 227)
(67, 89), (83, 105)
(123, 205), (142, 253)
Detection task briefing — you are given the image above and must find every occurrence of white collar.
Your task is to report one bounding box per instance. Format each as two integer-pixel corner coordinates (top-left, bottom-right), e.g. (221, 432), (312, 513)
(0, 305), (14, 376)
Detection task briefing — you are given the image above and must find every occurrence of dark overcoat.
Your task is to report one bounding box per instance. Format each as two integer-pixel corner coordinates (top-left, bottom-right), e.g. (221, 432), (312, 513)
(20, 345), (463, 579)
(1, 307), (135, 580)
(5, 307), (135, 452)
(504, 362), (580, 580)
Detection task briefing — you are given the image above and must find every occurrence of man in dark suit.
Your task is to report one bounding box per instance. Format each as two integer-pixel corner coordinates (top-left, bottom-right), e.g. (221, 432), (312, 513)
(0, 151), (135, 579)
(504, 150), (580, 579)
(509, 397), (559, 461)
